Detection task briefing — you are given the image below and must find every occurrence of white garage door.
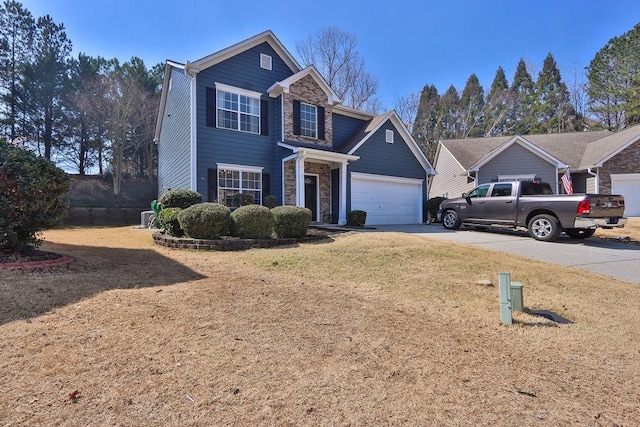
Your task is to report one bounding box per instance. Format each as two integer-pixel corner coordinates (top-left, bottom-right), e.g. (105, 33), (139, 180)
(611, 174), (640, 217)
(351, 172), (423, 225)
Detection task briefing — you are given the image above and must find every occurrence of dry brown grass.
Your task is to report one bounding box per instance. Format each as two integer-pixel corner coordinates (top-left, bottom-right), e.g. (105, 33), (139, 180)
(1, 225), (639, 426)
(595, 217), (640, 241)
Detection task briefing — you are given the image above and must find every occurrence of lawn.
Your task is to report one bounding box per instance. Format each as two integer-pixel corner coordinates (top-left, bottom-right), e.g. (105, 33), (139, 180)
(1, 224), (639, 426)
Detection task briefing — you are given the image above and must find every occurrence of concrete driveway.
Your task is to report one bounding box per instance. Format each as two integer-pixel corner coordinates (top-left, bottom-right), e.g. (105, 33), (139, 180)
(369, 224), (640, 284)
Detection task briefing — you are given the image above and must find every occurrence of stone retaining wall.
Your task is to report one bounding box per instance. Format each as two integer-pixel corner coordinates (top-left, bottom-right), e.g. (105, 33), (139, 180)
(153, 232), (328, 251)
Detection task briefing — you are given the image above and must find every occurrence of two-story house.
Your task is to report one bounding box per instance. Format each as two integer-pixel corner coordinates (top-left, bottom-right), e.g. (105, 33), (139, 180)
(154, 31), (435, 225)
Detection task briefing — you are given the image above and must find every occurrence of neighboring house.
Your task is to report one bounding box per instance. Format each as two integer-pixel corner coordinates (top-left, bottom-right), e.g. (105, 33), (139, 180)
(430, 125), (640, 216)
(154, 31), (435, 225)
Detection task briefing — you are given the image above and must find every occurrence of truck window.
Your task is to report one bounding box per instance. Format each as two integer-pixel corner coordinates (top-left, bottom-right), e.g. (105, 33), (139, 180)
(490, 183), (513, 197)
(520, 182), (554, 195)
(468, 184), (490, 198)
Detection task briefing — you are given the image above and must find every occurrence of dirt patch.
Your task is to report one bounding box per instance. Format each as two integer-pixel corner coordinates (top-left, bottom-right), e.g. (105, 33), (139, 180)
(0, 226), (639, 426)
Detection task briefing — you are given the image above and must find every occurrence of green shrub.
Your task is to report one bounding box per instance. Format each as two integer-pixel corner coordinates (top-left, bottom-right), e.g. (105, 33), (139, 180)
(271, 206), (312, 238)
(426, 196), (447, 222)
(347, 210), (367, 227)
(158, 189), (202, 209)
(177, 203), (231, 239)
(158, 207), (183, 237)
(231, 192), (255, 207)
(230, 204), (274, 239)
(0, 139), (70, 252)
(262, 194), (278, 209)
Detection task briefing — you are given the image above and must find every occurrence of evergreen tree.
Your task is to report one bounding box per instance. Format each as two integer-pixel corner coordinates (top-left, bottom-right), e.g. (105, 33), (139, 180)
(412, 84), (441, 162)
(22, 14), (72, 160)
(510, 59), (535, 135)
(459, 74), (485, 137)
(485, 66), (514, 136)
(0, 1), (35, 141)
(438, 85), (461, 139)
(587, 22), (640, 130)
(532, 53), (571, 133)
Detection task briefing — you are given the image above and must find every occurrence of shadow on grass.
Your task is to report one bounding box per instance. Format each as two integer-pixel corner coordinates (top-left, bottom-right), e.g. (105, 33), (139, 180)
(0, 242), (206, 326)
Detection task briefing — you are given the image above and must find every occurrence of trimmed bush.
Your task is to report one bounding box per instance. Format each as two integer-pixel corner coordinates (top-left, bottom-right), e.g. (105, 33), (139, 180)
(347, 210), (367, 227)
(231, 192), (255, 207)
(262, 194), (278, 209)
(177, 203), (231, 239)
(272, 206), (312, 238)
(230, 204), (274, 239)
(158, 189), (202, 209)
(158, 207), (183, 237)
(1, 139), (70, 252)
(426, 196), (447, 222)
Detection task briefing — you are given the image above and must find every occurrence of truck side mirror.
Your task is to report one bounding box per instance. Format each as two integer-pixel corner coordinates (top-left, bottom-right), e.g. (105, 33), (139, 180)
(462, 192), (469, 199)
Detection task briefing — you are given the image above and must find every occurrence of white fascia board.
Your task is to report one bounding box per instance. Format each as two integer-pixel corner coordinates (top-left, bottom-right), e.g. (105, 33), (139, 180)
(592, 134), (640, 167)
(216, 163), (264, 173)
(278, 142), (359, 162)
(470, 136), (563, 171)
(154, 62), (179, 142)
(267, 66), (341, 104)
(347, 111), (435, 175)
(351, 171), (423, 186)
(215, 82), (262, 99)
(333, 104), (375, 120)
(186, 30), (301, 75)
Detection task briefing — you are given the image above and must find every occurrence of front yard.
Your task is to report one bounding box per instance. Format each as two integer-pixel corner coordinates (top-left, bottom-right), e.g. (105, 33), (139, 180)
(1, 225), (639, 425)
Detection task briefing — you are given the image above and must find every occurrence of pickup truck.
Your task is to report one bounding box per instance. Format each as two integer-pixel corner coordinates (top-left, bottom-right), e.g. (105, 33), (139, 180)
(436, 181), (627, 241)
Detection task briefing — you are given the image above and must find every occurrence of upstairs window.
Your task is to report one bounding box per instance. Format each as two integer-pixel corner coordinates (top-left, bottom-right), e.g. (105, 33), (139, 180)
(212, 83), (261, 134)
(293, 100), (325, 140)
(300, 103), (317, 138)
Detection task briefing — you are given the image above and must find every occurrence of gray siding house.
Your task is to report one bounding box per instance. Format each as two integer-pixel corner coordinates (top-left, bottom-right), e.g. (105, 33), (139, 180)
(430, 126), (640, 216)
(154, 31), (435, 225)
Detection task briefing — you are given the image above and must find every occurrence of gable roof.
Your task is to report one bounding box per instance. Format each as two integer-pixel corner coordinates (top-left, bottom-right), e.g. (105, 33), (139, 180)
(267, 65), (341, 104)
(338, 111), (435, 175)
(184, 30), (301, 75)
(580, 124), (640, 168)
(440, 130), (613, 172)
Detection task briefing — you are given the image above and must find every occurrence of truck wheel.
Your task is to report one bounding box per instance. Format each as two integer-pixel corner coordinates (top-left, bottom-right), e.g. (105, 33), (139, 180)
(442, 210), (461, 230)
(565, 228), (596, 239)
(528, 214), (561, 241)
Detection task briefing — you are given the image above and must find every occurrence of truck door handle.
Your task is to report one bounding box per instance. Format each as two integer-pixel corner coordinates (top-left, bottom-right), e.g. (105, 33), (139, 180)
(505, 200), (513, 203)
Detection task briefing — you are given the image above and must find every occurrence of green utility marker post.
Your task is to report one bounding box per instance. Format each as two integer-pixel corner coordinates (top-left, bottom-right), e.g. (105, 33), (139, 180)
(499, 272), (512, 325)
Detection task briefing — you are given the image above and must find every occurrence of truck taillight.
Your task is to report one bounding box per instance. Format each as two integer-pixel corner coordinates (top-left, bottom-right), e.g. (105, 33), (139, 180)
(577, 200), (591, 214)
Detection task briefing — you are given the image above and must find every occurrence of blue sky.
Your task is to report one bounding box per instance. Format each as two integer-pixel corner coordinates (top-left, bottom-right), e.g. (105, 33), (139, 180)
(22, 0), (640, 109)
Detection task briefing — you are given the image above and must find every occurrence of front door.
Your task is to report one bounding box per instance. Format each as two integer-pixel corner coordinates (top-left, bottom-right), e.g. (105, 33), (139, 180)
(304, 175), (318, 221)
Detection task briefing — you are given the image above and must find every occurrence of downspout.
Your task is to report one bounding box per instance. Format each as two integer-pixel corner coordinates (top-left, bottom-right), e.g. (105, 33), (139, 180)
(184, 65), (198, 193)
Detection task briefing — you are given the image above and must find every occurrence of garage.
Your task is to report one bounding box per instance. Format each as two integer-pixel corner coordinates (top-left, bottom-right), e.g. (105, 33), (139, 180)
(350, 172), (423, 225)
(611, 174), (640, 217)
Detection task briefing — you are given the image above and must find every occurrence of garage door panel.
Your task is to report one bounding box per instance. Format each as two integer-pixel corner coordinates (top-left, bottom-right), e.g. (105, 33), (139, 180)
(351, 174), (422, 225)
(611, 174), (640, 217)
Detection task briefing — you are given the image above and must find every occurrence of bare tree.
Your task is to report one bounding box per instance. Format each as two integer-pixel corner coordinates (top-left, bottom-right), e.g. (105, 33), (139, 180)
(296, 27), (379, 112)
(394, 91), (420, 133)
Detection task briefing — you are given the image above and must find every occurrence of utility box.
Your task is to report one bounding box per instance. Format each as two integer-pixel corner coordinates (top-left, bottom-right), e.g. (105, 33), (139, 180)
(510, 281), (524, 312)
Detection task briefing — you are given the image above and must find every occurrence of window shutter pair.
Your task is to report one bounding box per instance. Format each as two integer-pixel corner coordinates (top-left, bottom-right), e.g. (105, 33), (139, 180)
(292, 100), (325, 140)
(206, 87), (269, 136)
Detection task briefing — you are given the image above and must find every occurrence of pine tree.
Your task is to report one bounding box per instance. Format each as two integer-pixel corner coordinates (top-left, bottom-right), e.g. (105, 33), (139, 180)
(459, 74), (485, 137)
(412, 84), (441, 162)
(485, 66), (514, 136)
(0, 1), (35, 141)
(587, 22), (640, 130)
(438, 85), (461, 139)
(510, 59), (535, 135)
(532, 53), (571, 133)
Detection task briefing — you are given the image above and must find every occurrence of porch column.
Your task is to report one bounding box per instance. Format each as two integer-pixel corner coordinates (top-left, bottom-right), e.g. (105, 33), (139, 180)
(338, 161), (348, 225)
(295, 154), (305, 207)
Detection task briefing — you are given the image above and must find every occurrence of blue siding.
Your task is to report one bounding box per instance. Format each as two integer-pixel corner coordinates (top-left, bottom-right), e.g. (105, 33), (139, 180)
(332, 113), (366, 147)
(157, 66), (192, 197)
(195, 42), (295, 200)
(347, 121), (426, 211)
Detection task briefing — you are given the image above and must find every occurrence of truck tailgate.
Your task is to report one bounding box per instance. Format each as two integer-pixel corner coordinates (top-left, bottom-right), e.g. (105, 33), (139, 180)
(587, 195), (626, 217)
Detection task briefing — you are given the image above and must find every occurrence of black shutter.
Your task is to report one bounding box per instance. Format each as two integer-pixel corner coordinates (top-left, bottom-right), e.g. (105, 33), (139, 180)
(262, 173), (270, 197)
(206, 87), (216, 127)
(207, 168), (218, 202)
(293, 100), (301, 135)
(317, 106), (325, 140)
(260, 99), (269, 136)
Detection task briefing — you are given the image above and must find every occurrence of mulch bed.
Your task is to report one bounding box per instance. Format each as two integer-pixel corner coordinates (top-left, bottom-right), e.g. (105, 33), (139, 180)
(0, 248), (63, 264)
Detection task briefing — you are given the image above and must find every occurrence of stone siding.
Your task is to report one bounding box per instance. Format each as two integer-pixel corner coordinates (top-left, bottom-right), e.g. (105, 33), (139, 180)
(282, 159), (332, 222)
(283, 75), (333, 147)
(599, 140), (640, 193)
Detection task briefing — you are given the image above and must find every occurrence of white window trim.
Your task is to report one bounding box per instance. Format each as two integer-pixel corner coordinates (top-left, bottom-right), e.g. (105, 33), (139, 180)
(260, 53), (272, 70)
(300, 102), (318, 139)
(386, 129), (394, 143)
(214, 82), (262, 99)
(216, 163), (264, 205)
(214, 82), (262, 135)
